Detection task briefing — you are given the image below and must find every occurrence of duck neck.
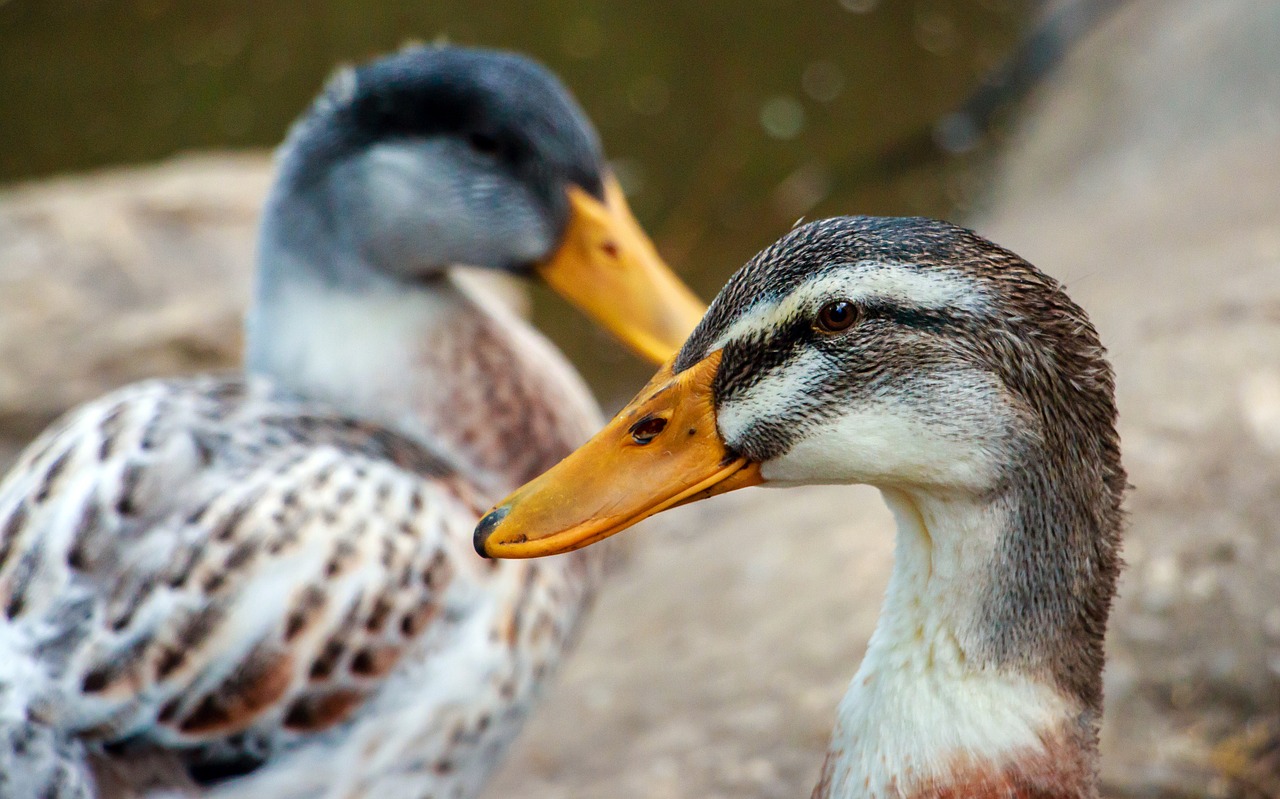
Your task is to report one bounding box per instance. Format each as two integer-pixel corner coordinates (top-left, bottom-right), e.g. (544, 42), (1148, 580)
(815, 482), (1115, 799)
(246, 189), (601, 500)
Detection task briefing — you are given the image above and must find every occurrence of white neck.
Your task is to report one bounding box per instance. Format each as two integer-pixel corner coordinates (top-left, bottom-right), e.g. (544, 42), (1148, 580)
(247, 267), (451, 417)
(814, 488), (1091, 799)
(245, 248), (600, 498)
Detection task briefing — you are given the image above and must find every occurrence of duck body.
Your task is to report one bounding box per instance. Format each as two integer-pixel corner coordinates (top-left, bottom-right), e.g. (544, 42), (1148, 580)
(1, 366), (596, 799)
(0, 45), (701, 798)
(477, 217), (1125, 799)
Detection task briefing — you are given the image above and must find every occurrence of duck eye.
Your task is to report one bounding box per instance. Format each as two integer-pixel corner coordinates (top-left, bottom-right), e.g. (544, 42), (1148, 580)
(466, 131), (500, 155)
(629, 416), (668, 445)
(815, 300), (860, 333)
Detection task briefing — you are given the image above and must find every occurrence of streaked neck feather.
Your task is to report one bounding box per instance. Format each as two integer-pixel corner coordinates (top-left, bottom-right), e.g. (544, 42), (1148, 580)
(813, 488), (1096, 799)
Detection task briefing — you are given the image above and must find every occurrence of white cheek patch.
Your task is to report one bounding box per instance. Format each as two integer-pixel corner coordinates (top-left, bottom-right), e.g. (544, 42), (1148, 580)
(761, 405), (1002, 490)
(360, 142), (458, 225)
(344, 142), (551, 270)
(710, 260), (988, 351)
(753, 370), (1013, 492)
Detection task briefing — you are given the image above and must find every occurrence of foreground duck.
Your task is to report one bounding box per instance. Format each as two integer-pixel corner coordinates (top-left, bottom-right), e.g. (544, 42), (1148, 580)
(477, 216), (1126, 799)
(0, 46), (703, 798)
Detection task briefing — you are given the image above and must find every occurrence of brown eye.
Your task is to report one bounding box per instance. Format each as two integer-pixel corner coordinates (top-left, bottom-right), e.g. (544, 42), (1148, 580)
(629, 416), (668, 445)
(816, 300), (860, 333)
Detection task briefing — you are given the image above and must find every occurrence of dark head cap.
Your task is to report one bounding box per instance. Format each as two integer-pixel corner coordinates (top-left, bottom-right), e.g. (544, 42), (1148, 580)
(259, 45), (612, 279)
(285, 45), (605, 201)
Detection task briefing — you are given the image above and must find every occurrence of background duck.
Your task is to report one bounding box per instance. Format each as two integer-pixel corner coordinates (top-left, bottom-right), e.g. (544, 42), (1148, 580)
(0, 45), (702, 799)
(478, 216), (1125, 799)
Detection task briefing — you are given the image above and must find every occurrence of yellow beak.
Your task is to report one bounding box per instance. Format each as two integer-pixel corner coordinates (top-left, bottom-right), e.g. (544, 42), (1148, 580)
(537, 175), (706, 365)
(474, 351), (762, 558)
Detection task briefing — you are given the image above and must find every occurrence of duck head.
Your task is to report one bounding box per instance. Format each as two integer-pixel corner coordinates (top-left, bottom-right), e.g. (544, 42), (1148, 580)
(477, 216), (1123, 558)
(253, 44), (703, 366)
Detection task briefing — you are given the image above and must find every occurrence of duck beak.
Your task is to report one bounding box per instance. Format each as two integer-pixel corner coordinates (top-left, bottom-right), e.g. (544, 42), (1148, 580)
(475, 350), (763, 558)
(536, 175), (705, 364)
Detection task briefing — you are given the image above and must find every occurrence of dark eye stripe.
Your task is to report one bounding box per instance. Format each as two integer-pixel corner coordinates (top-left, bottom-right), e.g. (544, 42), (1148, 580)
(712, 303), (964, 398)
(713, 324), (807, 401)
(860, 302), (960, 334)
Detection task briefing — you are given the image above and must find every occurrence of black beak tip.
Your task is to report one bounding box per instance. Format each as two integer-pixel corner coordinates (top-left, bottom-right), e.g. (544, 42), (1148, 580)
(473, 506), (510, 558)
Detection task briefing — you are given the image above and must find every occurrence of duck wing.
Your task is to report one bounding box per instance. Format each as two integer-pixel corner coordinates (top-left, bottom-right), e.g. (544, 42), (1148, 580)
(0, 375), (492, 786)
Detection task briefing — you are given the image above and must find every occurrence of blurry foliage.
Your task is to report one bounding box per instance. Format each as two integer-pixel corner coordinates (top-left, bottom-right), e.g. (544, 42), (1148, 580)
(0, 0), (1027, 401)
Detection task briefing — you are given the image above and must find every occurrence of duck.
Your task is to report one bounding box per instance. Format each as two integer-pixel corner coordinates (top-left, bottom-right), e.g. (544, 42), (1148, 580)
(0, 45), (704, 799)
(476, 215), (1126, 799)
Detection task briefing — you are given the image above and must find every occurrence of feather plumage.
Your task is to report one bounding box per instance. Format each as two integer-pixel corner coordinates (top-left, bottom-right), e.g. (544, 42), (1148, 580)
(0, 376), (601, 798)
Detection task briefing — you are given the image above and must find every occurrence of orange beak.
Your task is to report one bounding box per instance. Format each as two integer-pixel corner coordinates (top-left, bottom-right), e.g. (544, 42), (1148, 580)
(475, 351), (763, 558)
(536, 175), (705, 365)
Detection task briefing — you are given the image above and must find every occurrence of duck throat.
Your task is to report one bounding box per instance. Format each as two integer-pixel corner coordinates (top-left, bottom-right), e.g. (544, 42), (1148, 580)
(814, 487), (1104, 799)
(246, 262), (600, 499)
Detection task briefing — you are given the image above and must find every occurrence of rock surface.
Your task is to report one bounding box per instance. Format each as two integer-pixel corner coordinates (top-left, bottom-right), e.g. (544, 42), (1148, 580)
(0, 2), (1277, 798)
(0, 155), (268, 465)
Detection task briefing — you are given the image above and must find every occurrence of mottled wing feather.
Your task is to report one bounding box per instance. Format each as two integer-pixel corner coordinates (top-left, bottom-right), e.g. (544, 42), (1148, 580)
(0, 376), (489, 772)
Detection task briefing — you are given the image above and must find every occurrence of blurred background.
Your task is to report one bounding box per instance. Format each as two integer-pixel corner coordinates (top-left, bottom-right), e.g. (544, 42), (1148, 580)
(0, 0), (1031, 409)
(2, 1), (1279, 798)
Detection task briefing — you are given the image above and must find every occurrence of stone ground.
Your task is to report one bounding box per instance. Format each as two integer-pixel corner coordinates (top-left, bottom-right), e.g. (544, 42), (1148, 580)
(2, 1), (1278, 797)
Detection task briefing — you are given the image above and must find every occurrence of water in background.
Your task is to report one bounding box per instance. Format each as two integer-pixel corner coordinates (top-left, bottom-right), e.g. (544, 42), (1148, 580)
(0, 0), (1026, 402)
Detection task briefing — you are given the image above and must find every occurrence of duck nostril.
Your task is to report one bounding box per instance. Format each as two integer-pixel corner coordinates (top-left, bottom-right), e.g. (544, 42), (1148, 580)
(600, 240), (619, 259)
(629, 416), (668, 445)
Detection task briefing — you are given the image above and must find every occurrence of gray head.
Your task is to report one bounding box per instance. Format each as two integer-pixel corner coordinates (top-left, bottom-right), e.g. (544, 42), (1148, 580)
(678, 217), (1123, 489)
(252, 44), (705, 367)
(477, 216), (1125, 710)
(262, 45), (603, 284)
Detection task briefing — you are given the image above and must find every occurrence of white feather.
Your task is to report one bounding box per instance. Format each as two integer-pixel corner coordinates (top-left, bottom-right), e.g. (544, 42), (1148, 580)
(736, 357), (1011, 493)
(819, 488), (1072, 798)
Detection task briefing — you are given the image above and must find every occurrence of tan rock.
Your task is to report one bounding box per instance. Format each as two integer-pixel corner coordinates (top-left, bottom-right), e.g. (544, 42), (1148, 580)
(0, 154), (269, 464)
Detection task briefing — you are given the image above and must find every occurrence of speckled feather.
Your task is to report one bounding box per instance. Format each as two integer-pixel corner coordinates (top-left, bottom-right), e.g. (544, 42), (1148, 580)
(0, 375), (601, 799)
